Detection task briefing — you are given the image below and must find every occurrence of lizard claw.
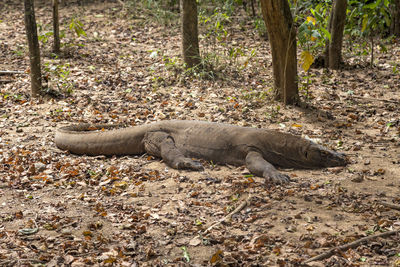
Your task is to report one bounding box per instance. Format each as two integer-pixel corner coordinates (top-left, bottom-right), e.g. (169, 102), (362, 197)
(263, 170), (291, 184)
(176, 158), (204, 171)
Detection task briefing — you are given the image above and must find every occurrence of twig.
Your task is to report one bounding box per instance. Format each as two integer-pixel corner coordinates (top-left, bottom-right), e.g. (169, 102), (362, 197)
(304, 229), (400, 263)
(379, 202), (400, 211)
(0, 70), (25, 75)
(349, 95), (399, 104)
(0, 80), (13, 83)
(203, 198), (249, 235)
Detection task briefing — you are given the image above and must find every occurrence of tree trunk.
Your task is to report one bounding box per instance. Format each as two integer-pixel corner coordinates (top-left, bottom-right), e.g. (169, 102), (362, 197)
(391, 0), (400, 36)
(260, 0), (298, 105)
(250, 0), (256, 17)
(52, 0), (61, 54)
(326, 0), (347, 69)
(180, 0), (200, 68)
(24, 0), (42, 97)
(323, 5), (334, 68)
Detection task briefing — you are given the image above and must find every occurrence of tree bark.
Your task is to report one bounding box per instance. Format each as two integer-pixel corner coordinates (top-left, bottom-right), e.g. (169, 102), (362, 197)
(52, 0), (61, 54)
(250, 0), (256, 17)
(24, 0), (42, 97)
(260, 0), (298, 105)
(180, 0), (200, 68)
(326, 0), (347, 69)
(391, 0), (400, 36)
(323, 5), (334, 68)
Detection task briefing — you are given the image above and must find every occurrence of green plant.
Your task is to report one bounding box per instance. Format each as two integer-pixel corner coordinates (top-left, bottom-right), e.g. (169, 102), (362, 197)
(43, 62), (74, 94)
(264, 104), (281, 121)
(163, 55), (180, 71)
(227, 46), (256, 70)
(298, 15), (329, 71)
(128, 0), (179, 26)
(253, 17), (267, 38)
(65, 17), (87, 48)
(162, 55), (183, 80)
(183, 59), (217, 80)
(392, 62), (399, 74)
(38, 17), (85, 50)
(299, 73), (316, 100)
(241, 88), (268, 101)
(199, 8), (231, 49)
(12, 45), (24, 57)
(346, 0), (392, 66)
(69, 18), (86, 38)
(38, 23), (53, 45)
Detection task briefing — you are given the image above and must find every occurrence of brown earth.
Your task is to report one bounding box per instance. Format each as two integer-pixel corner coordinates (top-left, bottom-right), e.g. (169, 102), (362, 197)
(1, 1), (400, 266)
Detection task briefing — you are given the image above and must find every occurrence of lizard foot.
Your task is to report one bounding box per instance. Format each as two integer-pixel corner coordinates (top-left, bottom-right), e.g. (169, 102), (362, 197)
(175, 158), (204, 171)
(263, 170), (291, 184)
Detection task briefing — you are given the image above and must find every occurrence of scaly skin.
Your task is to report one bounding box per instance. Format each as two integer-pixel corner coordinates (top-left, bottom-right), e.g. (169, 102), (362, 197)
(55, 120), (348, 184)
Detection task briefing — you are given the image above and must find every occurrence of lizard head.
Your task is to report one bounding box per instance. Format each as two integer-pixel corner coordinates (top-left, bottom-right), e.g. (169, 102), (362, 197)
(303, 142), (348, 167)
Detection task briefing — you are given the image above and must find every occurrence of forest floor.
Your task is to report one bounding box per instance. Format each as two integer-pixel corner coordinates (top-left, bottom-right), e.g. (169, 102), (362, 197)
(1, 1), (400, 266)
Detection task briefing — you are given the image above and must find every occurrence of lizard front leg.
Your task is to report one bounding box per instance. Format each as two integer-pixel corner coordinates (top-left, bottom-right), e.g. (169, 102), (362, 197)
(143, 131), (204, 171)
(245, 151), (290, 184)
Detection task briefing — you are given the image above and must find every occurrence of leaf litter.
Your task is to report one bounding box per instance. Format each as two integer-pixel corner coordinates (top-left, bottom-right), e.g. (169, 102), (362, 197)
(0, 0), (400, 266)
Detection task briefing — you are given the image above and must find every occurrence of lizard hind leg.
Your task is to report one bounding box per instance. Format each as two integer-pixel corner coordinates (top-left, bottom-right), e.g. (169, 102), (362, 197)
(143, 131), (204, 171)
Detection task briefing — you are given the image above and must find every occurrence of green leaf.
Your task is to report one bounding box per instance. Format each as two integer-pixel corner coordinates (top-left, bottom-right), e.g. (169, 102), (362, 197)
(364, 0), (381, 9)
(383, 11), (391, 26)
(181, 247), (190, 262)
(361, 15), (368, 33)
(310, 9), (323, 23)
(321, 28), (331, 41)
(70, 18), (87, 37)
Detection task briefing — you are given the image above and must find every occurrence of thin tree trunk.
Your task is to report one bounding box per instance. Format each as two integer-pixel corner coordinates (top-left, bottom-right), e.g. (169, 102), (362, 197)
(250, 0), (256, 17)
(327, 0), (347, 69)
(24, 0), (42, 97)
(324, 5), (334, 68)
(181, 0), (200, 68)
(53, 0), (61, 54)
(370, 37), (374, 68)
(260, 0), (298, 105)
(391, 0), (400, 36)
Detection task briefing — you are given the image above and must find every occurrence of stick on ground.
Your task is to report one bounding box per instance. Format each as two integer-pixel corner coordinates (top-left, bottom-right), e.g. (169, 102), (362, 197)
(0, 70), (25, 75)
(304, 229), (400, 263)
(379, 201), (400, 211)
(203, 198), (249, 235)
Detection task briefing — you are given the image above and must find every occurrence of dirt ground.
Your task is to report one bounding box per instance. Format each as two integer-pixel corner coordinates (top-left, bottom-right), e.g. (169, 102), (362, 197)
(1, 0), (400, 266)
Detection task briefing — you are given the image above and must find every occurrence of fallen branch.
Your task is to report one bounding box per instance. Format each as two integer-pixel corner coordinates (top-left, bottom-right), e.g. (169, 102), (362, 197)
(379, 201), (400, 211)
(0, 70), (25, 75)
(0, 80), (13, 84)
(304, 229), (400, 263)
(203, 198), (249, 235)
(350, 95), (399, 104)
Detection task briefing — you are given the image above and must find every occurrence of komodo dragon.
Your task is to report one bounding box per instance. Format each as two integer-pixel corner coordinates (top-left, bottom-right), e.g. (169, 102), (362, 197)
(55, 120), (347, 184)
